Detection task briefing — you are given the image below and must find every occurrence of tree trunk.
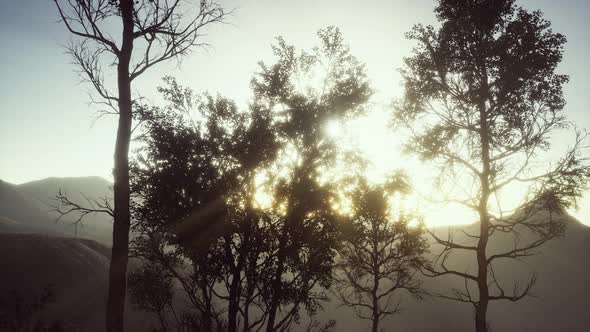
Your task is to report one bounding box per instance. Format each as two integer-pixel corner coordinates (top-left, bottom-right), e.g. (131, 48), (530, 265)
(200, 276), (213, 332)
(371, 227), (380, 332)
(227, 248), (244, 332)
(371, 289), (379, 332)
(475, 226), (489, 332)
(265, 231), (287, 332)
(475, 94), (491, 332)
(106, 1), (134, 331)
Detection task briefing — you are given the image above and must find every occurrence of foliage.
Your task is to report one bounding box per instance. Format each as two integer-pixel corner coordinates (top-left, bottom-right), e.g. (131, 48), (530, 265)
(128, 26), (374, 332)
(130, 76), (278, 332)
(250, 25), (372, 332)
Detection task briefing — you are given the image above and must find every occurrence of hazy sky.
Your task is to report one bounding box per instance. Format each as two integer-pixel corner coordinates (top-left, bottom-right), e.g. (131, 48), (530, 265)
(1, 0), (589, 223)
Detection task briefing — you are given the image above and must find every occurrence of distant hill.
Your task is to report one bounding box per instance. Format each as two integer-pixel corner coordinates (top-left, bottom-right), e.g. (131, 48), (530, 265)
(0, 177), (113, 243)
(0, 179), (63, 235)
(0, 233), (153, 331)
(0, 216), (21, 232)
(18, 176), (112, 207)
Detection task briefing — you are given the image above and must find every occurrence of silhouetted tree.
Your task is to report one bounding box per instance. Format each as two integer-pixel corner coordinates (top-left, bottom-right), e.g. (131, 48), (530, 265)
(334, 176), (427, 332)
(52, 1), (227, 330)
(128, 262), (176, 331)
(53, 188), (113, 238)
(129, 77), (280, 332)
(396, 1), (590, 331)
(129, 26), (372, 332)
(251, 26), (372, 332)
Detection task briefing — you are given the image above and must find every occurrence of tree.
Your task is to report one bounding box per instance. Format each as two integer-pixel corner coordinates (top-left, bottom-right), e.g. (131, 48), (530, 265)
(334, 176), (427, 332)
(396, 1), (590, 331)
(129, 77), (280, 332)
(250, 26), (372, 331)
(129, 27), (373, 332)
(52, 1), (226, 330)
(128, 262), (175, 331)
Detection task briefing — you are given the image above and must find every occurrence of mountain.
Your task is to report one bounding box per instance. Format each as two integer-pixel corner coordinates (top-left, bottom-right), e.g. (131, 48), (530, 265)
(0, 179), (63, 235)
(0, 233), (153, 331)
(18, 176), (112, 208)
(0, 177), (113, 243)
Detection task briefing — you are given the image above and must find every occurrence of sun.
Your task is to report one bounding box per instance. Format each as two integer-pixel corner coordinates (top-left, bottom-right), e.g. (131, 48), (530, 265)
(324, 108), (476, 227)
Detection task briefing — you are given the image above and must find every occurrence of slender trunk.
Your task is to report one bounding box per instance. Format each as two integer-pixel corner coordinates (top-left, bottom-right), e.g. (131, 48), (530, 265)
(227, 273), (240, 332)
(371, 282), (379, 332)
(372, 315), (379, 332)
(106, 1), (134, 331)
(201, 278), (213, 332)
(265, 229), (287, 332)
(228, 248), (244, 332)
(371, 224), (380, 332)
(242, 276), (253, 332)
(267, 172), (305, 332)
(242, 177), (258, 332)
(476, 94), (491, 332)
(243, 236), (258, 332)
(475, 221), (489, 332)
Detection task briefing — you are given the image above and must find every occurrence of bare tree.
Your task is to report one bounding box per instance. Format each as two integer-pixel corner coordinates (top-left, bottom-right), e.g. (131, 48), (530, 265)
(53, 188), (113, 237)
(52, 1), (227, 330)
(396, 1), (590, 331)
(334, 176), (427, 332)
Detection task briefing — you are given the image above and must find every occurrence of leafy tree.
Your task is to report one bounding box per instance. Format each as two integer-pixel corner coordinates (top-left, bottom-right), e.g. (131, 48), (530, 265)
(396, 1), (590, 331)
(52, 1), (227, 330)
(129, 77), (280, 332)
(250, 26), (372, 332)
(334, 176), (427, 332)
(129, 26), (372, 332)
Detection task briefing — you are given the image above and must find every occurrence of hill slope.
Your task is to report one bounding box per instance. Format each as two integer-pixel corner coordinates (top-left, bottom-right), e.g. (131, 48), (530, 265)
(0, 180), (64, 235)
(0, 233), (152, 331)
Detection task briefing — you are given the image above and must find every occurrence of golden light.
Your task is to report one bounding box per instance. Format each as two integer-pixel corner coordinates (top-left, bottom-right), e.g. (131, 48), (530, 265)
(324, 119), (343, 139)
(334, 108), (479, 227)
(253, 172), (274, 210)
(253, 109), (588, 227)
(324, 108), (590, 227)
(568, 191), (590, 224)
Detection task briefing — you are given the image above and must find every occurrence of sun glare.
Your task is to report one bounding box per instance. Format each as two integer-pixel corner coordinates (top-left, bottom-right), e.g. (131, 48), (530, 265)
(322, 108), (590, 227)
(568, 191), (590, 224)
(325, 119), (343, 139)
(254, 104), (588, 228)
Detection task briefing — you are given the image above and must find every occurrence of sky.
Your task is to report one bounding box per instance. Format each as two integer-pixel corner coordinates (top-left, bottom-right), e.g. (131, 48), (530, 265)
(1, 0), (589, 224)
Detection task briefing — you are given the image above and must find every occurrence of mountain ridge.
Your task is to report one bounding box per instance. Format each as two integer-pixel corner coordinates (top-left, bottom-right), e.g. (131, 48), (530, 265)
(0, 176), (114, 243)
